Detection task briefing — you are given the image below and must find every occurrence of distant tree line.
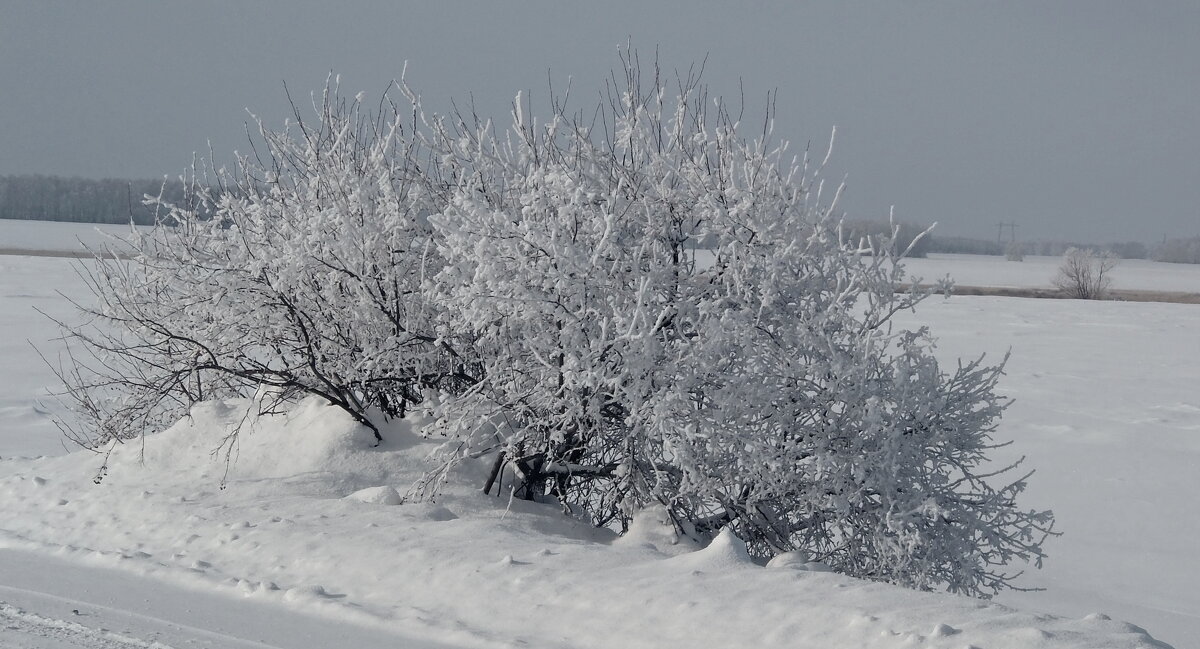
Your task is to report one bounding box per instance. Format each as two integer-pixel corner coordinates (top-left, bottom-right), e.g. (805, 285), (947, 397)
(925, 235), (1003, 256)
(7, 174), (1195, 266)
(913, 232), (1200, 264)
(0, 174), (192, 225)
(841, 222), (1153, 261)
(925, 234), (1153, 260)
(1023, 240), (1147, 259)
(1152, 236), (1200, 264)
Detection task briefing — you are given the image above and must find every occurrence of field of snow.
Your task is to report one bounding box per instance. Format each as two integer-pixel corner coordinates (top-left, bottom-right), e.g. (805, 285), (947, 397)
(0, 219), (146, 255)
(0, 255), (82, 458)
(903, 253), (1200, 294)
(893, 296), (1200, 648)
(2, 226), (1197, 648)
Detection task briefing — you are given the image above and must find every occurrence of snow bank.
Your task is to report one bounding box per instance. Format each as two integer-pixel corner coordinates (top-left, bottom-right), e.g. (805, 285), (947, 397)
(0, 393), (1176, 649)
(107, 396), (411, 495)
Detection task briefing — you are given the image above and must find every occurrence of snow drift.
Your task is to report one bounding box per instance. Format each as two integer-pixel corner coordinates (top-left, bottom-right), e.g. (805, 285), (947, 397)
(0, 396), (1174, 648)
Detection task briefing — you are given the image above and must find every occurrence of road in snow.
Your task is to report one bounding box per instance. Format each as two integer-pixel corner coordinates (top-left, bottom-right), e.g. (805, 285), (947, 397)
(0, 549), (458, 649)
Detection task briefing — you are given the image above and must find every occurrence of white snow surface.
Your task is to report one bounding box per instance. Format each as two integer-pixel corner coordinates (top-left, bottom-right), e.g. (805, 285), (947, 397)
(902, 253), (1200, 293)
(1, 236), (1196, 648)
(0, 393), (1177, 649)
(0, 547), (457, 649)
(0, 219), (145, 255)
(0, 255), (89, 458)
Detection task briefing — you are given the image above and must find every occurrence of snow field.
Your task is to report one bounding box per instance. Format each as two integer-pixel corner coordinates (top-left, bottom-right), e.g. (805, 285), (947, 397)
(0, 255), (92, 458)
(901, 253), (1200, 294)
(1, 246), (1195, 648)
(893, 296), (1200, 648)
(0, 219), (145, 255)
(0, 392), (1175, 649)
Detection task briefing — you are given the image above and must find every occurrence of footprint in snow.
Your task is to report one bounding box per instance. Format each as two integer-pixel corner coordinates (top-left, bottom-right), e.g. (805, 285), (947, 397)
(238, 579), (281, 595)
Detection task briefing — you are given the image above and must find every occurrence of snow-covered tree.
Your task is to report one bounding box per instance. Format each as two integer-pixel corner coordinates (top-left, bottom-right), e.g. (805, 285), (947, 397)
(55, 53), (1054, 597)
(50, 77), (465, 450)
(417, 53), (1054, 597)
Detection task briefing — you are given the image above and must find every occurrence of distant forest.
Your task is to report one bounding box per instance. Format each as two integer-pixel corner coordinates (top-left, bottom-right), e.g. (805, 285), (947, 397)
(3, 174), (1198, 264)
(0, 174), (191, 225)
(843, 221), (1157, 261)
(830, 219), (1200, 264)
(927, 236), (1150, 260)
(927, 232), (1200, 264)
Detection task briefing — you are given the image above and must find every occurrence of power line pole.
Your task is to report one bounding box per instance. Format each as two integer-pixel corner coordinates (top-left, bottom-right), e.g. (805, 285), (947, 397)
(997, 221), (1017, 244)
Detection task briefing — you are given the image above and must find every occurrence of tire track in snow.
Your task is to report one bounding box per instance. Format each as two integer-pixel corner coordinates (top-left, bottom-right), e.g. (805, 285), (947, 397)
(1, 602), (177, 649)
(0, 549), (475, 649)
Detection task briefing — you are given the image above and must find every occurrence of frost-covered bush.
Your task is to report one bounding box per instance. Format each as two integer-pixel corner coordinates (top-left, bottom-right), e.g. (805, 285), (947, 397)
(415, 55), (1054, 597)
(51, 78), (465, 447)
(55, 53), (1053, 597)
(1053, 247), (1118, 299)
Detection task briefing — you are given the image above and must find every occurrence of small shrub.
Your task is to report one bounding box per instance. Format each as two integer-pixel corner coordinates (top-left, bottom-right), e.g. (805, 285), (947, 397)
(1005, 242), (1025, 261)
(1053, 247), (1118, 299)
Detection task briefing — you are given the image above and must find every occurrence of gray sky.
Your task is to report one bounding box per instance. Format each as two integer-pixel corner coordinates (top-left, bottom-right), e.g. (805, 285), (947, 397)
(2, 1), (1197, 242)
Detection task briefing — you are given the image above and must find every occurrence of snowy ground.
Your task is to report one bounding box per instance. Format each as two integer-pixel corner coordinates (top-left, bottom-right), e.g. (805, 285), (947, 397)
(903, 253), (1200, 293)
(0, 219), (145, 256)
(0, 255), (84, 458)
(1, 223), (1195, 648)
(893, 296), (1200, 648)
(0, 548), (451, 649)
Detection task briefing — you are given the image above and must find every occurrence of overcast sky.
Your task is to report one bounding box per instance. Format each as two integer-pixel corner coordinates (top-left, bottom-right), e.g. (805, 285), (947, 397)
(2, 1), (1197, 242)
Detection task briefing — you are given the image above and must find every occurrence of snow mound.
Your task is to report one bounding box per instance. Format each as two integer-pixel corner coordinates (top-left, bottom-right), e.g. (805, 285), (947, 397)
(669, 527), (754, 571)
(100, 396), (427, 496)
(613, 504), (697, 556)
(345, 485), (401, 505)
(282, 584), (331, 602)
(766, 550), (833, 572)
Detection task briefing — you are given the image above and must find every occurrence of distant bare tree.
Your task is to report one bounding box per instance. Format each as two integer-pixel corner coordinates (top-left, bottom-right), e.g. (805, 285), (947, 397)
(1053, 247), (1118, 299)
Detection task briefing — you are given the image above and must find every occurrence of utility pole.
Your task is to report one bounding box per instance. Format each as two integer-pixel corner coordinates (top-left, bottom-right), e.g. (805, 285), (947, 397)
(996, 221), (1017, 244)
